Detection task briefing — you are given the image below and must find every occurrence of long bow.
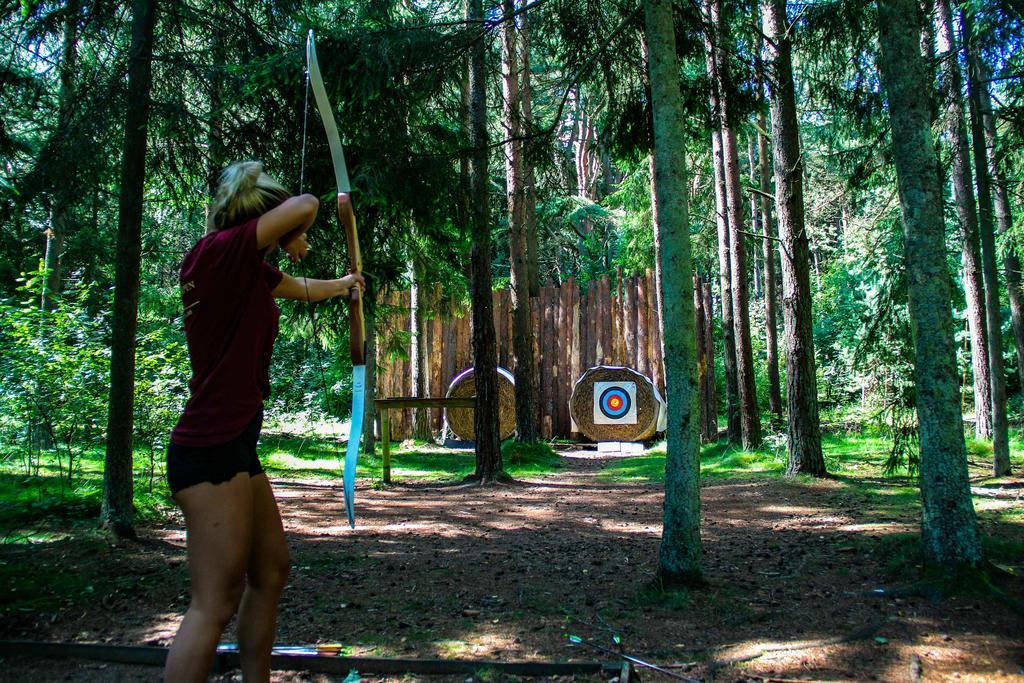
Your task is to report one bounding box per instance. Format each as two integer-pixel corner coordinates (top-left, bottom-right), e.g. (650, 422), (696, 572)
(306, 29), (365, 529)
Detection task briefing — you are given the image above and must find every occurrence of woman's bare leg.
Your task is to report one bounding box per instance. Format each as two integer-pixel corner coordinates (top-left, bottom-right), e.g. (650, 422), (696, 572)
(165, 473), (253, 683)
(237, 473), (290, 682)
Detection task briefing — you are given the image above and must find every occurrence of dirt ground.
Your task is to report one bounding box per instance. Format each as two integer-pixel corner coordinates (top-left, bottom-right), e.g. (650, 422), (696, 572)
(1, 450), (1022, 682)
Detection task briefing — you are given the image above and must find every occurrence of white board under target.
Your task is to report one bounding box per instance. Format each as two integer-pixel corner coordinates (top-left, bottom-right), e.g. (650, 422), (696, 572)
(593, 381), (637, 425)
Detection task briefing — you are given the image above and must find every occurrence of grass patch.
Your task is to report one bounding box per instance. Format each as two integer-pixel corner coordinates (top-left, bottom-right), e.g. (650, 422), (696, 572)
(501, 440), (562, 472)
(599, 440), (784, 482)
(261, 434), (564, 484)
(0, 445), (174, 538)
(600, 430), (1024, 485)
(635, 582), (693, 611)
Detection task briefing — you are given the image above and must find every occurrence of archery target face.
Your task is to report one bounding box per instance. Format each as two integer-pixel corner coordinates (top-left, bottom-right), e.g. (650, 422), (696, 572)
(593, 381), (637, 425)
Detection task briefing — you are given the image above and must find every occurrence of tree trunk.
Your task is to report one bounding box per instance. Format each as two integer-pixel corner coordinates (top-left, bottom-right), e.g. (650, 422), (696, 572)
(934, 0), (991, 438)
(963, 13), (1011, 476)
(646, 0), (703, 588)
(876, 0), (982, 572)
(702, 5), (740, 445)
(695, 274), (713, 444)
(42, 219), (63, 313)
(42, 0), (81, 312)
(502, 0), (538, 444)
(466, 0), (502, 481)
(708, 0), (761, 449)
(762, 0), (825, 475)
(703, 282), (718, 439)
(411, 259), (432, 441)
(712, 130), (740, 444)
(649, 155), (666, 365)
(748, 137), (762, 301)
(758, 109), (783, 420)
(207, 21), (225, 196)
(974, 55), (1024, 390)
(518, 0), (540, 299)
(102, 0), (157, 540)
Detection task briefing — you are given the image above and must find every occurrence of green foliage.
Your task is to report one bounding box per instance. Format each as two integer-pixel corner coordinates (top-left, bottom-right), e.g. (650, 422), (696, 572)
(500, 440), (560, 469)
(132, 316), (190, 491)
(0, 273), (110, 487)
(0, 443), (175, 539)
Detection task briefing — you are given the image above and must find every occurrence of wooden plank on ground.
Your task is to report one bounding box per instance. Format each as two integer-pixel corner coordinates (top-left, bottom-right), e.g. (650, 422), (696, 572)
(0, 641), (618, 678)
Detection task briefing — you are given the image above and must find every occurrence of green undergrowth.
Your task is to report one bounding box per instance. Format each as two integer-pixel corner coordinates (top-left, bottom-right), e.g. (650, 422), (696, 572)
(600, 430), (1024, 484)
(0, 444), (174, 541)
(260, 433), (563, 483)
(0, 431), (563, 537)
(0, 423), (1019, 544)
(598, 439), (786, 482)
(854, 532), (1024, 598)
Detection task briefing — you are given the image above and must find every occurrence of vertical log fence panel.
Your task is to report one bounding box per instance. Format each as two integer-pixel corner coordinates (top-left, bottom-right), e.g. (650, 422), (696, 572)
(375, 271), (717, 440)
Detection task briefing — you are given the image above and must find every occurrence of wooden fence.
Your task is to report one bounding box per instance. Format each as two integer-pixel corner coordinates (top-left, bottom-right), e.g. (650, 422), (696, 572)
(376, 268), (670, 440)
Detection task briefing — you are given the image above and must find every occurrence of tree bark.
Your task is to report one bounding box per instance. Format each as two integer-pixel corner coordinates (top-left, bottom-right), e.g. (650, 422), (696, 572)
(963, 13), (1011, 476)
(206, 20), (225, 197)
(518, 0), (540, 299)
(42, 0), (81, 312)
(712, 130), (740, 443)
(974, 55), (1024, 391)
(466, 0), (502, 481)
(649, 155), (666, 366)
(702, 5), (740, 445)
(758, 109), (783, 420)
(625, 274), (637, 367)
(934, 0), (991, 438)
(695, 274), (714, 443)
(876, 0), (982, 571)
(748, 137), (762, 301)
(708, 0), (761, 449)
(102, 0), (157, 540)
(703, 282), (718, 439)
(502, 0), (538, 443)
(762, 0), (825, 475)
(411, 259), (432, 441)
(645, 0), (703, 588)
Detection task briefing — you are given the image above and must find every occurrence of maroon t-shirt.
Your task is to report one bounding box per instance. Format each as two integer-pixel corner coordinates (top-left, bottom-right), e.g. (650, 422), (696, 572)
(170, 219), (284, 446)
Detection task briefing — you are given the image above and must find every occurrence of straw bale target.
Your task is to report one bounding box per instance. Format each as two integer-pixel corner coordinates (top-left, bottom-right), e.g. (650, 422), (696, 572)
(570, 366), (667, 442)
(444, 367), (517, 441)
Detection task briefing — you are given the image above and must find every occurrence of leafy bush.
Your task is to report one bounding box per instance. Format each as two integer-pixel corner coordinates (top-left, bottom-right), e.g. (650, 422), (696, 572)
(133, 315), (190, 492)
(0, 273), (110, 486)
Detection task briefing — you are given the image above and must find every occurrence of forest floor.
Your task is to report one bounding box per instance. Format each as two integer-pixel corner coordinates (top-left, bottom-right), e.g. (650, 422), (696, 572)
(1, 439), (1023, 682)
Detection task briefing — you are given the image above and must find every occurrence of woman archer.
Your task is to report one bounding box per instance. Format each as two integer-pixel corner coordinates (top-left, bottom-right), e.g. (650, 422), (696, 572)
(164, 161), (363, 682)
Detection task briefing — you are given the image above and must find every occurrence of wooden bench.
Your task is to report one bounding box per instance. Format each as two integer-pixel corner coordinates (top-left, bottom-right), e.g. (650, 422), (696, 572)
(374, 397), (475, 483)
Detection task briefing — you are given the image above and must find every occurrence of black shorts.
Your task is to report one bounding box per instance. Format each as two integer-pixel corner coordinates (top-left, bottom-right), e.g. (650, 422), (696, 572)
(166, 411), (265, 495)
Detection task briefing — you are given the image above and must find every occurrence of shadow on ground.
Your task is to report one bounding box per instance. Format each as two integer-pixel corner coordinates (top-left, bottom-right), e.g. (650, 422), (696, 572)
(1, 449), (1022, 682)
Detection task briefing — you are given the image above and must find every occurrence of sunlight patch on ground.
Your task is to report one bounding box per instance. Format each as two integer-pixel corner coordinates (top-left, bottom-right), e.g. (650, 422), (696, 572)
(838, 522), (916, 533)
(138, 614), (183, 647)
(266, 453), (344, 471)
(265, 417), (351, 438)
(758, 504), (830, 516)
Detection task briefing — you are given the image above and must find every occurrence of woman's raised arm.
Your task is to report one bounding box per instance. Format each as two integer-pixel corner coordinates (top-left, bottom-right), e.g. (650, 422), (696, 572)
(255, 194), (319, 249)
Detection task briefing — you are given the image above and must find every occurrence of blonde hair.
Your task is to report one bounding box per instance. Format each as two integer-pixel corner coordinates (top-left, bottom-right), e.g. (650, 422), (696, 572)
(206, 161), (290, 233)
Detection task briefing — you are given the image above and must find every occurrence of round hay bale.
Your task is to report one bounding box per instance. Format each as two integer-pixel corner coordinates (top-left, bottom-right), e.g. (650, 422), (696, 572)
(445, 367), (517, 441)
(569, 366), (667, 442)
